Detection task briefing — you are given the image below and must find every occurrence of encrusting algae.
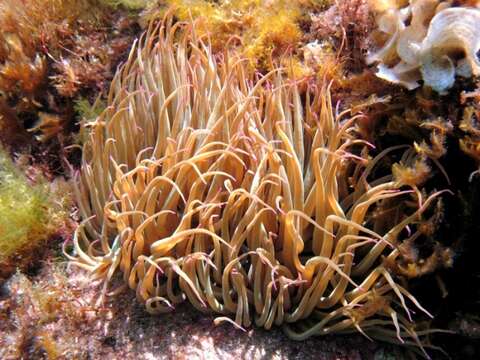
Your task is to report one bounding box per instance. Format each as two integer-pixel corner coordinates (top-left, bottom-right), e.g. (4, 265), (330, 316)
(67, 14), (451, 357)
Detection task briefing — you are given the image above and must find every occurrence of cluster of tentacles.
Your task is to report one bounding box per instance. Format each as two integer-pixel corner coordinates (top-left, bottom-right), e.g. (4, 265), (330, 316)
(68, 16), (446, 356)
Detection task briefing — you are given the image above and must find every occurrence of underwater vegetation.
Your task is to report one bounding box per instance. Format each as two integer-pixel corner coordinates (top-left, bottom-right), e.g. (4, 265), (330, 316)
(308, 0), (372, 72)
(67, 15), (454, 356)
(459, 96), (480, 177)
(0, 0), (137, 146)
(142, 0), (376, 84)
(103, 0), (154, 10)
(0, 148), (71, 279)
(363, 1), (480, 188)
(141, 0), (316, 71)
(1, 0), (479, 358)
(0, 268), (113, 359)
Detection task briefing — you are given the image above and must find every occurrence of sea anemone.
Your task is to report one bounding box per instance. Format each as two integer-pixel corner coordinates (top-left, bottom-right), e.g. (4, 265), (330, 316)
(68, 15), (446, 356)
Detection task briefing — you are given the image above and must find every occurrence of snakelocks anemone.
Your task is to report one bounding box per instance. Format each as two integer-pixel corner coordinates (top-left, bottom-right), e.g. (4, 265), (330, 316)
(68, 15), (447, 356)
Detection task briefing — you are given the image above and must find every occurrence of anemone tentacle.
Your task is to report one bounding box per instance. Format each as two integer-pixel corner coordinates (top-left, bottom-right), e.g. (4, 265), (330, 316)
(70, 16), (442, 353)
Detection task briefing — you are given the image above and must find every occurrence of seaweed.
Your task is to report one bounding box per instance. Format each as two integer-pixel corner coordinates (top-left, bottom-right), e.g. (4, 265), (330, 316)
(0, 0), (138, 147)
(0, 148), (71, 279)
(142, 0), (310, 71)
